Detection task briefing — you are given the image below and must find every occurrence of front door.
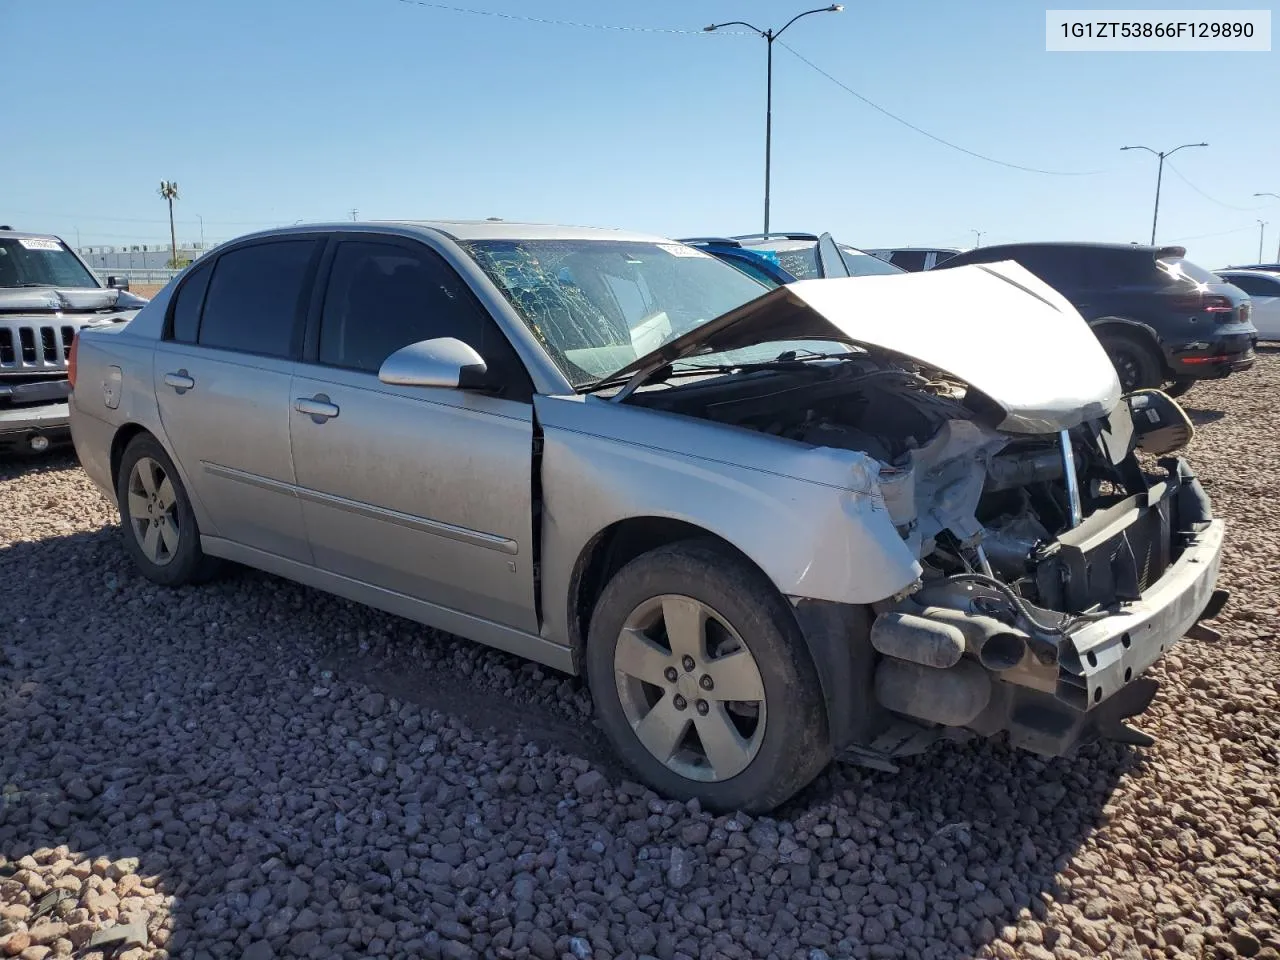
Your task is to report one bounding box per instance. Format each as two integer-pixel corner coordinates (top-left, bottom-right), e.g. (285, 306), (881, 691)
(153, 237), (322, 561)
(288, 236), (538, 632)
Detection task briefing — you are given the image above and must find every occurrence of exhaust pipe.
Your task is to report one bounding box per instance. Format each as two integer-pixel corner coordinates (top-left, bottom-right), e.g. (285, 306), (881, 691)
(870, 612), (965, 668)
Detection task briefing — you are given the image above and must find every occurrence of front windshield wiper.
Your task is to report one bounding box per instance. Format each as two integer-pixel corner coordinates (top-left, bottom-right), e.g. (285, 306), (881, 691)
(582, 349), (858, 397)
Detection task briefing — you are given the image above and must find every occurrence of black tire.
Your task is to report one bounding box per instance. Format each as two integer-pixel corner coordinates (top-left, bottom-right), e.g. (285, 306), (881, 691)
(1098, 332), (1163, 393)
(585, 539), (829, 813)
(1164, 377), (1197, 399)
(115, 433), (221, 586)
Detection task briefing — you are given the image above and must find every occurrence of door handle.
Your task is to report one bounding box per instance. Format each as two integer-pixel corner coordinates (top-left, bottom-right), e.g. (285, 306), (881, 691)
(295, 394), (340, 422)
(163, 370), (195, 393)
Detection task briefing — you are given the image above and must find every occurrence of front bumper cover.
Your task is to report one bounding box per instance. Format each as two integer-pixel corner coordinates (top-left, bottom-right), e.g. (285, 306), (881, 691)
(0, 400), (70, 439)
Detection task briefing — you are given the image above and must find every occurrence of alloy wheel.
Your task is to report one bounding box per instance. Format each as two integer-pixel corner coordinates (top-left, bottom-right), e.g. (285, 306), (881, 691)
(613, 594), (767, 783)
(126, 456), (181, 566)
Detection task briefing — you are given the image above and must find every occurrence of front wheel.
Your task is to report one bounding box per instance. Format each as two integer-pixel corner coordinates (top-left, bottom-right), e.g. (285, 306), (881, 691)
(1164, 377), (1197, 399)
(585, 540), (829, 813)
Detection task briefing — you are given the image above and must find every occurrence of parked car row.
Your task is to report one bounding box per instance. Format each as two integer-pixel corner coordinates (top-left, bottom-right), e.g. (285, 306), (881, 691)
(65, 218), (1231, 811)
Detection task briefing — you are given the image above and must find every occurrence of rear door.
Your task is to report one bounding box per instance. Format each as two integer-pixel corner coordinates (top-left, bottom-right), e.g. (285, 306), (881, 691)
(288, 235), (539, 632)
(153, 237), (322, 561)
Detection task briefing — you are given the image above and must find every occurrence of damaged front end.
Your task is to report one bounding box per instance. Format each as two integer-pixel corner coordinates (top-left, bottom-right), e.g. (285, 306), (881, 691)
(863, 389), (1226, 764)
(611, 262), (1227, 765)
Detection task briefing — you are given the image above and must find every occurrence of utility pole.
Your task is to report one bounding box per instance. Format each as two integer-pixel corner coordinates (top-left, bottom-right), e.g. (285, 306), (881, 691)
(350, 208), (359, 222)
(1120, 142), (1208, 244)
(158, 180), (180, 267)
(704, 5), (844, 235)
(1255, 194), (1280, 260)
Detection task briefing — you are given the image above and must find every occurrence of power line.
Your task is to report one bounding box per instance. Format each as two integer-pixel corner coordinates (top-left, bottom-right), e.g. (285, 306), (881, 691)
(1167, 223), (1259, 243)
(3, 209), (276, 227)
(389, 0), (715, 34)
(777, 41), (1104, 177)
(1164, 161), (1264, 212)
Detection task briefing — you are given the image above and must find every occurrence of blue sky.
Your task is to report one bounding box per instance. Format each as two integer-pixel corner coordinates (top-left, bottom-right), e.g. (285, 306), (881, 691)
(3, 0), (1277, 266)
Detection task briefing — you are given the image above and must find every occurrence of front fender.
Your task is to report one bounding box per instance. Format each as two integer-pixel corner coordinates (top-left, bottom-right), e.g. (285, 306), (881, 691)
(535, 395), (922, 648)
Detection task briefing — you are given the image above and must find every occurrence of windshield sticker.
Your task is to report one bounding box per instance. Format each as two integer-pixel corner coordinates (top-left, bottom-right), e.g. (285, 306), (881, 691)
(658, 244), (708, 258)
(18, 238), (62, 251)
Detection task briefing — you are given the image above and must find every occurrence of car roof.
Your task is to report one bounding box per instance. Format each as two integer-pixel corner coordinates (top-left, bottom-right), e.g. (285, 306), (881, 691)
(0, 227), (66, 242)
(955, 241), (1179, 256)
(218, 220), (678, 246)
(1217, 268), (1280, 277)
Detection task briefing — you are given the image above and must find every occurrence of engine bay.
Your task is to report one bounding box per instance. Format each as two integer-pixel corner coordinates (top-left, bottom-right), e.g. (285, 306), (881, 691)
(625, 353), (1156, 610)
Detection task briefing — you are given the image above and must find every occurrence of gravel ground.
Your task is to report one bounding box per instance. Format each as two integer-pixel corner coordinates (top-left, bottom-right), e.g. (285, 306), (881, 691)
(2, 357), (1278, 960)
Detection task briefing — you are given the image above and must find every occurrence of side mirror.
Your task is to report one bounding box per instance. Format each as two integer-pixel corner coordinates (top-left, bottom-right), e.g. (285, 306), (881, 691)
(378, 337), (488, 390)
(106, 275), (130, 291)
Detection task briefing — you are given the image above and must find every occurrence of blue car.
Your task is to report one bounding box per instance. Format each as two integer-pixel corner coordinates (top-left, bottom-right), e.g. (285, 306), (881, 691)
(680, 232), (905, 287)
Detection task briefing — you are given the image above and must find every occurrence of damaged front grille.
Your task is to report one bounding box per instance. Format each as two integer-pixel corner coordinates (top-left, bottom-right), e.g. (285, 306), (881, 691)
(1034, 490), (1174, 614)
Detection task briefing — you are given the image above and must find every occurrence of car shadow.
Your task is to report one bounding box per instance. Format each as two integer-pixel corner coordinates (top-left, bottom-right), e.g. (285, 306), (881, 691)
(1182, 407), (1227, 426)
(2, 522), (1129, 960)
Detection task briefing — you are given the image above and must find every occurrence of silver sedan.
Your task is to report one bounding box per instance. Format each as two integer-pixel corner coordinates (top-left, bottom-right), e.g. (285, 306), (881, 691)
(69, 220), (1227, 811)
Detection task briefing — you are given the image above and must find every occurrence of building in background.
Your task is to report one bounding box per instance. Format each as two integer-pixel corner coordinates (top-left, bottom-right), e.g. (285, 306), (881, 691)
(77, 243), (214, 270)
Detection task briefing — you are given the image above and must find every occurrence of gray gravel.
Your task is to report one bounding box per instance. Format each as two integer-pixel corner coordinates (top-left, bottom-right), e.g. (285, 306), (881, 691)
(2, 358), (1279, 960)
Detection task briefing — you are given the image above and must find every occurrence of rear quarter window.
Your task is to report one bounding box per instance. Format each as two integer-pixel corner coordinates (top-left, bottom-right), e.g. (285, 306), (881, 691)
(167, 260), (213, 343)
(1157, 257), (1222, 285)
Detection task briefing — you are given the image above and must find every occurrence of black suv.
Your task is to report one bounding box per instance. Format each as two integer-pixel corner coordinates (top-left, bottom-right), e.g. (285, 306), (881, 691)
(934, 242), (1257, 395)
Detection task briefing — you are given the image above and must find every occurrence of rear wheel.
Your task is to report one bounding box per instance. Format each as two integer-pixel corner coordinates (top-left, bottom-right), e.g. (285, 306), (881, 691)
(585, 540), (829, 813)
(1099, 332), (1163, 392)
(116, 433), (221, 586)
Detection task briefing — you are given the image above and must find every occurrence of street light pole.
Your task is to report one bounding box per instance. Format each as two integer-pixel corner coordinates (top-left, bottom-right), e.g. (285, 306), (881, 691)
(1255, 194), (1280, 260)
(971, 229), (983, 248)
(1120, 142), (1208, 245)
(705, 5), (843, 235)
(1259, 221), (1268, 264)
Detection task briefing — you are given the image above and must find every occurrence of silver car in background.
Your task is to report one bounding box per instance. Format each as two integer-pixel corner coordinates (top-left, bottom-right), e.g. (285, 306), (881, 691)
(69, 220), (1228, 811)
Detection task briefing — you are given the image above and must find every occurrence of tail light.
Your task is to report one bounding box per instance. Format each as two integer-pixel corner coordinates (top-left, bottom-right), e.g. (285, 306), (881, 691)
(67, 332), (79, 389)
(1171, 291), (1234, 313)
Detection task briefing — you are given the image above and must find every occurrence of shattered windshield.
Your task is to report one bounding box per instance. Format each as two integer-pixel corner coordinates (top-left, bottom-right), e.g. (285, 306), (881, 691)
(740, 241), (822, 280)
(460, 238), (776, 388)
(0, 237), (99, 289)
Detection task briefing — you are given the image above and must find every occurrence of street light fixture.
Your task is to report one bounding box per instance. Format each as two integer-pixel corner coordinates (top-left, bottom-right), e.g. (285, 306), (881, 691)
(1120, 142), (1208, 245)
(1255, 194), (1280, 260)
(705, 4), (844, 235)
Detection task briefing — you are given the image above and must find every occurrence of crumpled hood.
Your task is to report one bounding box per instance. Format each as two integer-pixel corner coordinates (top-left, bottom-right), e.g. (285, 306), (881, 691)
(611, 260), (1123, 434)
(0, 286), (148, 314)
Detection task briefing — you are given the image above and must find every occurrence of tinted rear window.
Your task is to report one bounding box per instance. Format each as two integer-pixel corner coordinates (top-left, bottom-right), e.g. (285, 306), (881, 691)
(890, 251), (928, 271)
(169, 260), (213, 343)
(1158, 257), (1220, 285)
(199, 241), (319, 357)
